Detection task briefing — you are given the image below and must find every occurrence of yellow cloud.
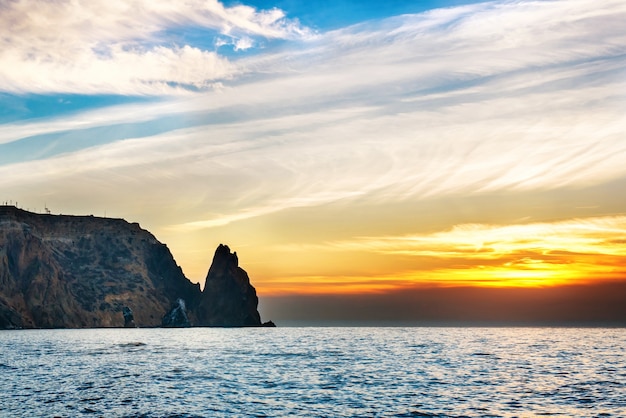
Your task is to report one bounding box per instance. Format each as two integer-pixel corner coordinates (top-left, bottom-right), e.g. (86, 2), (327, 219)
(327, 217), (626, 257)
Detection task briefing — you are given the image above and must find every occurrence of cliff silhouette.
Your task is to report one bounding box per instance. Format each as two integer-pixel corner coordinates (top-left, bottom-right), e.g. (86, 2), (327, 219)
(0, 206), (270, 329)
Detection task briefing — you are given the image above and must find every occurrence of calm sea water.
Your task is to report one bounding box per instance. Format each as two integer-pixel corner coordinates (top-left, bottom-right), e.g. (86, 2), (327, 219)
(1, 327), (625, 417)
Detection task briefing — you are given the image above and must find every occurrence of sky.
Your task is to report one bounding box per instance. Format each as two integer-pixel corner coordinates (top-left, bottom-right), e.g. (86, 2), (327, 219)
(1, 0), (626, 324)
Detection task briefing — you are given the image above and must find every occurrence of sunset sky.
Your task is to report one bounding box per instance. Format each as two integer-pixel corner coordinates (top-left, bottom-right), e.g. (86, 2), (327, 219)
(1, 0), (625, 323)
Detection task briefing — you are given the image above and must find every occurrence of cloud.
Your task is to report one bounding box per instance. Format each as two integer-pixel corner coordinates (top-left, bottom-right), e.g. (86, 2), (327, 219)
(0, 0), (311, 95)
(3, 0), (625, 294)
(1, 0), (625, 231)
(316, 216), (626, 257)
(216, 35), (256, 51)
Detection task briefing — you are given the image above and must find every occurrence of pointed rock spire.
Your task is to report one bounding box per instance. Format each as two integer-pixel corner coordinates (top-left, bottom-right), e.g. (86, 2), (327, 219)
(195, 244), (262, 327)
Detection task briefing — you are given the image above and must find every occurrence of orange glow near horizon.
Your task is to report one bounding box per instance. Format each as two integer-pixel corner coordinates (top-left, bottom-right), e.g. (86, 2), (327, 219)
(252, 216), (626, 296)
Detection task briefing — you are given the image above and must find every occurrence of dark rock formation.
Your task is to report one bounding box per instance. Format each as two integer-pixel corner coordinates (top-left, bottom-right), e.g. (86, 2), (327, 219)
(195, 244), (262, 327)
(162, 298), (190, 327)
(0, 301), (22, 329)
(0, 206), (271, 328)
(122, 306), (136, 328)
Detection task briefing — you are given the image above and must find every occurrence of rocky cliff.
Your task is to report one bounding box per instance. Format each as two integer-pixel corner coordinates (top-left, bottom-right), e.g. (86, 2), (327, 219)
(0, 206), (267, 329)
(196, 244), (262, 327)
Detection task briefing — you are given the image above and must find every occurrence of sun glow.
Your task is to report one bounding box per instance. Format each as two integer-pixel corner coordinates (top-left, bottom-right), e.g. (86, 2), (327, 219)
(255, 216), (626, 295)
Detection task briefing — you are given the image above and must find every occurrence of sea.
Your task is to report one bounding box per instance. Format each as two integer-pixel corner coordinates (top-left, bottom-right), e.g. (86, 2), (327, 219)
(1, 327), (625, 417)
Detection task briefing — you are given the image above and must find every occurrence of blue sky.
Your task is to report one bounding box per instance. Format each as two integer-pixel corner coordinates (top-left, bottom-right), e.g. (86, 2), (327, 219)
(1, 0), (626, 296)
(223, 0), (482, 30)
(0, 0), (483, 123)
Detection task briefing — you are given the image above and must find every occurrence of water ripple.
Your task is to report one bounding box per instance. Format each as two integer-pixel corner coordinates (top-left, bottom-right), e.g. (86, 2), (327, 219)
(1, 328), (625, 417)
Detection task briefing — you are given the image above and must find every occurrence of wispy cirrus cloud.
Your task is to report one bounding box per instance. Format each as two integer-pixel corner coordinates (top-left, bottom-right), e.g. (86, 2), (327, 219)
(2, 0), (625, 289)
(1, 0), (625, 235)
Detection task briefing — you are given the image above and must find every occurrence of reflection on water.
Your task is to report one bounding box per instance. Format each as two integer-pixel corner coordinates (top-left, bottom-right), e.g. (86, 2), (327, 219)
(1, 327), (625, 417)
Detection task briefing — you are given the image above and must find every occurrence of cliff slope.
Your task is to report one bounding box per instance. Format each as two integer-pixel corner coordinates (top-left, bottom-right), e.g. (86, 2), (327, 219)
(0, 206), (264, 328)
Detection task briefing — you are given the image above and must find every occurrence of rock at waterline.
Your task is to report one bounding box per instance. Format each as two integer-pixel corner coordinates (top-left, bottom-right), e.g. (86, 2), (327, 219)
(162, 298), (191, 327)
(122, 306), (136, 328)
